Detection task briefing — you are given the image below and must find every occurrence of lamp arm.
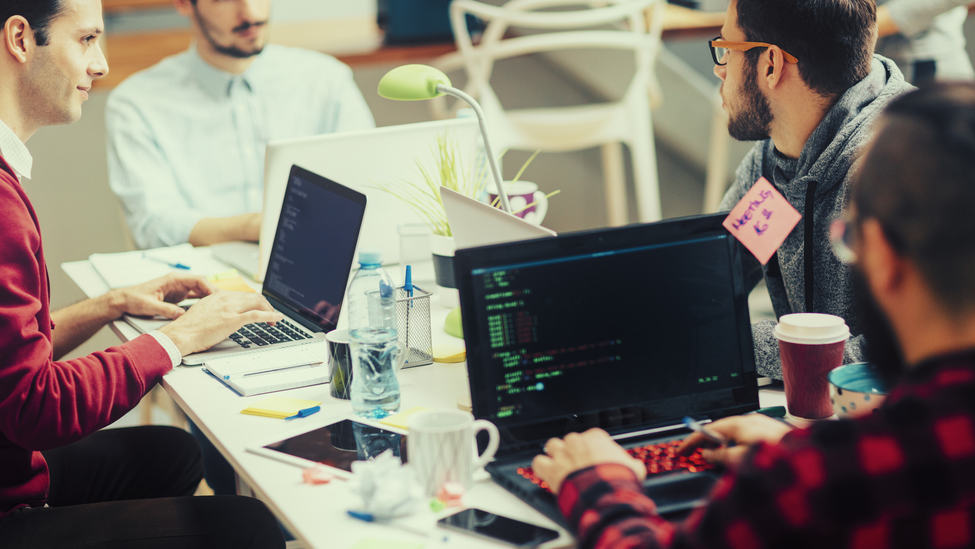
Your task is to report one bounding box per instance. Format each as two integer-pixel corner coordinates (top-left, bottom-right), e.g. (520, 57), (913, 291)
(436, 84), (512, 214)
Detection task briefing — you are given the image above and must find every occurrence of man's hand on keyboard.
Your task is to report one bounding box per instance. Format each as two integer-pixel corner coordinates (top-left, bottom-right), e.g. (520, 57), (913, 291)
(532, 428), (647, 494)
(108, 273), (216, 320)
(159, 291), (283, 356)
(678, 415), (792, 468)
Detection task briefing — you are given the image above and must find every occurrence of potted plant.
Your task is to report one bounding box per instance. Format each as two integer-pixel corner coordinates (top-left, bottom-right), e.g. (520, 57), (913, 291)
(373, 131), (544, 303)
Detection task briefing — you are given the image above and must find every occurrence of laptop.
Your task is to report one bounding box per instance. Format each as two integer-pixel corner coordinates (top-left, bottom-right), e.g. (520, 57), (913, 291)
(258, 118), (479, 281)
(453, 213), (760, 527)
(211, 241), (260, 280)
(439, 186), (556, 249)
(126, 165), (367, 366)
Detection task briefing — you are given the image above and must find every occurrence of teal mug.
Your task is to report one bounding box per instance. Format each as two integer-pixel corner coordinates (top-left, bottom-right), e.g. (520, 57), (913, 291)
(828, 362), (892, 419)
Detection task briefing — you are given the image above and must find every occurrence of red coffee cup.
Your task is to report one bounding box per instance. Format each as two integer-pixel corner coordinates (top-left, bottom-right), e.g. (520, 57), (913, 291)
(774, 313), (850, 420)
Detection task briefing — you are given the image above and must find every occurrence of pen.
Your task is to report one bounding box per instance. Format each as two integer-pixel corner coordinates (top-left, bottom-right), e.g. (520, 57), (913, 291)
(404, 265), (413, 309)
(683, 416), (734, 447)
(347, 510), (429, 537)
(223, 361), (324, 380)
(285, 406), (320, 420)
(143, 253), (190, 270)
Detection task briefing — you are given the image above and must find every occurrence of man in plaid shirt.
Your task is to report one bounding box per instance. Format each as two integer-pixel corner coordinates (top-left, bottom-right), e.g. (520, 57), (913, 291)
(532, 85), (975, 547)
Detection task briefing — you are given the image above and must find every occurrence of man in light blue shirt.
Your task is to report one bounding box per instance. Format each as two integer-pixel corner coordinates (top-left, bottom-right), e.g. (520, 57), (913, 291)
(106, 0), (375, 250)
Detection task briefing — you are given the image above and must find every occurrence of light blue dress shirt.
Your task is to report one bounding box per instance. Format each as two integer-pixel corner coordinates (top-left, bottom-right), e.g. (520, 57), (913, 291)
(106, 44), (375, 249)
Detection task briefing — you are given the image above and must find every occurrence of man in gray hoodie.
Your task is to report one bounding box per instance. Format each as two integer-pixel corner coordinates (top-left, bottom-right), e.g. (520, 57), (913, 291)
(713, 0), (914, 379)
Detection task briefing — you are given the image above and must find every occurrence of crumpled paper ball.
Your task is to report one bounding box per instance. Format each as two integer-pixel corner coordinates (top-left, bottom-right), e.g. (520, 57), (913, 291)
(346, 450), (422, 518)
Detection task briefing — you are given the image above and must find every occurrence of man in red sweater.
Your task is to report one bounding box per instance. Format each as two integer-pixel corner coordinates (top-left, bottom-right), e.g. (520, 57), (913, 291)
(0, 0), (286, 546)
(533, 83), (975, 548)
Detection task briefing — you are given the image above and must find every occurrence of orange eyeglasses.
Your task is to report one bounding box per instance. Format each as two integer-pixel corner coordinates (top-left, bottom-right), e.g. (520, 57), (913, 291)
(709, 37), (799, 66)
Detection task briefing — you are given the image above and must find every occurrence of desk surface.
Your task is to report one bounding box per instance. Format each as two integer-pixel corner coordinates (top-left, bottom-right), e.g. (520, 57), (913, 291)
(63, 252), (785, 549)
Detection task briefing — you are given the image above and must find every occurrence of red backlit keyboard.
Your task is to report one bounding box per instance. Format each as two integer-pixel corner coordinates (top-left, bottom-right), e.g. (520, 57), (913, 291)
(517, 439), (715, 492)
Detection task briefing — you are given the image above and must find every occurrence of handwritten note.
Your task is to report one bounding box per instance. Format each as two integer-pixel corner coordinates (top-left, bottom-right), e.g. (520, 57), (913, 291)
(722, 177), (801, 265)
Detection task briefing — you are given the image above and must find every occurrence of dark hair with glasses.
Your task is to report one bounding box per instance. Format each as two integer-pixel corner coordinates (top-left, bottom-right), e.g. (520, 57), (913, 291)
(0, 0), (65, 46)
(735, 0), (876, 99)
(855, 82), (975, 315)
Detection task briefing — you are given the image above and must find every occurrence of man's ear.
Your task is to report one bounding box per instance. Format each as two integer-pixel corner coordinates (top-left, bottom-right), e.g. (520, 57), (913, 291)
(859, 219), (906, 304)
(173, 0), (195, 18)
(3, 16), (32, 64)
(764, 47), (787, 90)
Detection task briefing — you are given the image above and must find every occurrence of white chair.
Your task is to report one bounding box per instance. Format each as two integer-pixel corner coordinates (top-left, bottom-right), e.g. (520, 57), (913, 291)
(434, 0), (667, 226)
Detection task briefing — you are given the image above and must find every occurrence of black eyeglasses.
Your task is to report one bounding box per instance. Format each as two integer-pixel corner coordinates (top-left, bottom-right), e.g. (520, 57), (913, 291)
(708, 36), (799, 66)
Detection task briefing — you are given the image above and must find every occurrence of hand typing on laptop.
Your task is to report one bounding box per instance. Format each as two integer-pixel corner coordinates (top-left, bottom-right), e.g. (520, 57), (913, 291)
(532, 415), (793, 495)
(531, 429), (647, 494)
(104, 272), (216, 320)
(678, 415), (792, 468)
(158, 287), (283, 357)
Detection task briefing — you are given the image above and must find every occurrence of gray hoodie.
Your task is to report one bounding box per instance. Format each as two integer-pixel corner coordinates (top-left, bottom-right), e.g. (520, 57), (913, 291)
(719, 56), (914, 379)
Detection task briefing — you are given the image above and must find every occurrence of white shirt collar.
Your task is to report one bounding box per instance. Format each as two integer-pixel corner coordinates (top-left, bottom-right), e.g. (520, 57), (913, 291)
(0, 118), (32, 181)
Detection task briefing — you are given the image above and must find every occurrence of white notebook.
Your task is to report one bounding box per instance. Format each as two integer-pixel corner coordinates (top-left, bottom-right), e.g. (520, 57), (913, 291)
(204, 341), (331, 397)
(90, 244), (232, 289)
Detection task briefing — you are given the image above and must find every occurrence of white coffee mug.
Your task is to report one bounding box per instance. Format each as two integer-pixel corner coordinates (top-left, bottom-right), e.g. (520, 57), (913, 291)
(407, 410), (500, 495)
(489, 181), (549, 225)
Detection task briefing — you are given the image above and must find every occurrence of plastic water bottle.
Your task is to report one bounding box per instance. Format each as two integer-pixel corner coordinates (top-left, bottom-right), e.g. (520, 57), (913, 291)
(348, 248), (402, 418)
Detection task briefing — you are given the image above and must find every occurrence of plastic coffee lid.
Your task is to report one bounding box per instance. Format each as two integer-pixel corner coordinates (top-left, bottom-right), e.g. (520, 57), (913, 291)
(358, 247), (382, 265)
(774, 313), (850, 345)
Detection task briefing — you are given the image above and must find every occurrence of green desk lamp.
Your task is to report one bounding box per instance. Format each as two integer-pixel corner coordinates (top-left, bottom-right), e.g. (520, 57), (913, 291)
(378, 64), (512, 214)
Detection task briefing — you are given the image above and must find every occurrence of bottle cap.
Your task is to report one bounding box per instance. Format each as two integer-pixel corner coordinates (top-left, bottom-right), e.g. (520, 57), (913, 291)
(358, 247), (382, 266)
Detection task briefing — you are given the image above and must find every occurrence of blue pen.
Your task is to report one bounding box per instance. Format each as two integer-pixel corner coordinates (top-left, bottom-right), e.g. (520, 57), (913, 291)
(404, 265), (413, 308)
(347, 510), (429, 537)
(683, 416), (734, 447)
(285, 406), (320, 420)
(143, 253), (190, 270)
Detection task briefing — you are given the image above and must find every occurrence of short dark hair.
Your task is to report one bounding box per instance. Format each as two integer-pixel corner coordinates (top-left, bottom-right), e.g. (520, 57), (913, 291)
(855, 83), (975, 315)
(0, 0), (65, 46)
(736, 0), (876, 99)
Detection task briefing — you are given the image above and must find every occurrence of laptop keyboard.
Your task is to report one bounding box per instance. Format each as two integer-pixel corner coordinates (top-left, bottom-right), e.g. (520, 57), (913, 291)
(228, 319), (311, 348)
(516, 439), (715, 491)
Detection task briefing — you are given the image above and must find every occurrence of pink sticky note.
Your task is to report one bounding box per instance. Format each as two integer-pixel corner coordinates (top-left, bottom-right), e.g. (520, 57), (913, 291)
(722, 177), (801, 265)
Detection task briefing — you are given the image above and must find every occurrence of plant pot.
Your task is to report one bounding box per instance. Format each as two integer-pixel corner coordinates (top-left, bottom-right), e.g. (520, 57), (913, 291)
(430, 234), (459, 308)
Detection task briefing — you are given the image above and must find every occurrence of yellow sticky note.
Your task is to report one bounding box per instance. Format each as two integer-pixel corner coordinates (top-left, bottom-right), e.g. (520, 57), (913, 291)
(211, 275), (257, 293)
(241, 396), (321, 419)
(433, 344), (466, 363)
(379, 406), (430, 430)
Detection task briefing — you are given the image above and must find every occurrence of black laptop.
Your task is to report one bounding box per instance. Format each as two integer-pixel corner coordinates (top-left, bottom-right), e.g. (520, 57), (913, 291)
(453, 213), (760, 527)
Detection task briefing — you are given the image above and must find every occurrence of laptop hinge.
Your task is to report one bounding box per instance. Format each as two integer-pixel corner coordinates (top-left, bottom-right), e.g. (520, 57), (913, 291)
(263, 293), (327, 333)
(610, 420), (711, 443)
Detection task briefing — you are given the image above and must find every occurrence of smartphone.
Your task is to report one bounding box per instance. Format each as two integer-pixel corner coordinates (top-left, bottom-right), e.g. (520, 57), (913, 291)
(437, 508), (560, 548)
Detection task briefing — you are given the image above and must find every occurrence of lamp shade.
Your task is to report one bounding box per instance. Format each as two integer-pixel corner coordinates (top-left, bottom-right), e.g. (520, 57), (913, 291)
(377, 64), (452, 101)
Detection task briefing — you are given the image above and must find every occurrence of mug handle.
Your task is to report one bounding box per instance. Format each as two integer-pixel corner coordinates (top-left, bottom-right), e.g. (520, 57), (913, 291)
(393, 339), (407, 372)
(531, 191), (548, 225)
(471, 419), (500, 470)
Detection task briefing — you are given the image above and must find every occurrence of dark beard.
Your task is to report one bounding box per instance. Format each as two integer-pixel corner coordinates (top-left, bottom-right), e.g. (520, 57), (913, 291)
(196, 13), (265, 59)
(852, 268), (907, 383)
(727, 62), (773, 142)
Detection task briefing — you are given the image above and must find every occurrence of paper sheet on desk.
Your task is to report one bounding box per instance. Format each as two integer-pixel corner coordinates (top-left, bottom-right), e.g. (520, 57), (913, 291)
(90, 244), (236, 288)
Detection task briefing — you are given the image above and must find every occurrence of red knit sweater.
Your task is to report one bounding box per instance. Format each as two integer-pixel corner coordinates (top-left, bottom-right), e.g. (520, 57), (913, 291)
(0, 155), (171, 520)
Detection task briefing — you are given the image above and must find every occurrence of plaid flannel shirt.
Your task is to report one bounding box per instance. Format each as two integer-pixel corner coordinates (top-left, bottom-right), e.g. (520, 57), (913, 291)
(559, 349), (975, 549)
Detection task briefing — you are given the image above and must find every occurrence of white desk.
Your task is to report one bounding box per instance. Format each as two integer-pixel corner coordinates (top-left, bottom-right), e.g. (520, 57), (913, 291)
(63, 253), (786, 549)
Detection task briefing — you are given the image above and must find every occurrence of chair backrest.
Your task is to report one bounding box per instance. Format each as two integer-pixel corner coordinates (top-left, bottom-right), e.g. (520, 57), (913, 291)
(442, 0), (665, 150)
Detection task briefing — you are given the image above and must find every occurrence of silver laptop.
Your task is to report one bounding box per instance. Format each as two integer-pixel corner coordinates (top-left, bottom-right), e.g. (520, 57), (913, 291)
(210, 241), (260, 280)
(258, 118), (479, 281)
(439, 186), (556, 249)
(126, 165), (367, 365)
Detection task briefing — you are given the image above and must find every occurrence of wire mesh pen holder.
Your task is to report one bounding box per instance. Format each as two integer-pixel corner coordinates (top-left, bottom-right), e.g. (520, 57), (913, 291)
(395, 286), (433, 368)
